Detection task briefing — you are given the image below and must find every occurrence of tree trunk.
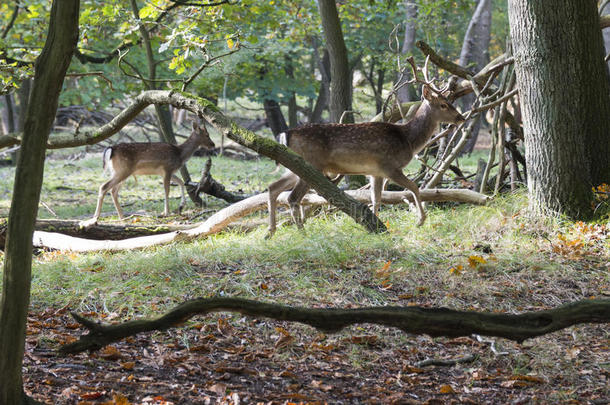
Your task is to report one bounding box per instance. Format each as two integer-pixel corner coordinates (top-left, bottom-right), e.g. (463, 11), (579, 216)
(3, 95), (15, 135)
(317, 0), (352, 123)
(285, 55), (298, 127)
(396, 1), (418, 103)
(263, 99), (288, 140)
(2, 94), (16, 165)
(310, 46), (330, 123)
(459, 0), (492, 154)
(508, 0), (610, 218)
(0, 1), (79, 404)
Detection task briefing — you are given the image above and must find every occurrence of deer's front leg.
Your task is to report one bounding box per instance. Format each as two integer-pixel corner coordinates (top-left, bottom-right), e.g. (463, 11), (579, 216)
(162, 173), (172, 217)
(171, 174), (187, 214)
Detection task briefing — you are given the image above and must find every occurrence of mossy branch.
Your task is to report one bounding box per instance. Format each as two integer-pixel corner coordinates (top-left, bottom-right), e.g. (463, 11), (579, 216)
(60, 297), (610, 354)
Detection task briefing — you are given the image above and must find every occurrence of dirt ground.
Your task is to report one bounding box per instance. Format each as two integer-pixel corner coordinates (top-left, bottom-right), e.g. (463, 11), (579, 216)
(23, 306), (609, 404)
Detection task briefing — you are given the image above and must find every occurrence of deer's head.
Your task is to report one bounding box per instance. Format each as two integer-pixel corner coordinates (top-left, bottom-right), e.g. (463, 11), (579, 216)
(192, 122), (216, 150)
(421, 84), (466, 125)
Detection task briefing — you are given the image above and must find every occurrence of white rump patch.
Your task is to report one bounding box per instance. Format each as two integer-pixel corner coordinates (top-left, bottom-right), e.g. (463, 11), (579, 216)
(278, 132), (288, 146)
(103, 148), (114, 176)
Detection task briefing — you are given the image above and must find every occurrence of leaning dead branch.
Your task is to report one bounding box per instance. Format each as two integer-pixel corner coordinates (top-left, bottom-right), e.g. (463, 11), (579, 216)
(193, 157), (247, 203)
(59, 297), (610, 354)
(31, 188), (489, 252)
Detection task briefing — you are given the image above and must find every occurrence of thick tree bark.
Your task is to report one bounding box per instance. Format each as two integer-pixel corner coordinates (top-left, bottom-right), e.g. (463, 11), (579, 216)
(0, 1), (79, 404)
(396, 1), (418, 103)
(459, 0), (492, 154)
(60, 297), (610, 354)
(508, 0), (610, 218)
(317, 0), (353, 123)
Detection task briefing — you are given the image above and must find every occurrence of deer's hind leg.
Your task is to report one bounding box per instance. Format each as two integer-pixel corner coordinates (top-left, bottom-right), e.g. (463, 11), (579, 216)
(385, 169), (426, 226)
(81, 174), (128, 227)
(370, 176), (384, 215)
(287, 178), (310, 229)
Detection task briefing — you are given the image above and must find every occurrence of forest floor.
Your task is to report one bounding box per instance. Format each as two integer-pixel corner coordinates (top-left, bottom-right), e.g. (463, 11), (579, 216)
(1, 141), (609, 404)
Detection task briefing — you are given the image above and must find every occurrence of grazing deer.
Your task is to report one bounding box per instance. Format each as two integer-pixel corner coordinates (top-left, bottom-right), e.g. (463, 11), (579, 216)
(267, 84), (465, 236)
(80, 122), (215, 227)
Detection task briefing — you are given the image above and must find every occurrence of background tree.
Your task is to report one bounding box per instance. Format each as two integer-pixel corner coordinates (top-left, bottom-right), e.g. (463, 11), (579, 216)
(508, 0), (610, 218)
(396, 1), (418, 103)
(459, 0), (492, 154)
(0, 1), (79, 403)
(317, 0), (353, 123)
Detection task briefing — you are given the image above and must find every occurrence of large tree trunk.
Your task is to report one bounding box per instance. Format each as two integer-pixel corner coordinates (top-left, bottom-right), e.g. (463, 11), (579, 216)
(0, 1), (79, 404)
(317, 0), (352, 123)
(396, 1), (418, 103)
(459, 0), (492, 154)
(508, 0), (610, 218)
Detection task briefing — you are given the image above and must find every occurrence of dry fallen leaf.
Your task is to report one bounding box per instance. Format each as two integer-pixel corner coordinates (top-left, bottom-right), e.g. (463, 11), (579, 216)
(100, 345), (123, 361)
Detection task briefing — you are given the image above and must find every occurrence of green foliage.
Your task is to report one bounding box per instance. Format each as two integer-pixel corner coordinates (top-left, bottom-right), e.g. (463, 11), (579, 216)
(1, 0), (510, 113)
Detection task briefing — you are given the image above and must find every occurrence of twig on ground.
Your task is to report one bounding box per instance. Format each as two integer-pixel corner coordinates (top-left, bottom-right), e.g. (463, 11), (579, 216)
(415, 354), (477, 368)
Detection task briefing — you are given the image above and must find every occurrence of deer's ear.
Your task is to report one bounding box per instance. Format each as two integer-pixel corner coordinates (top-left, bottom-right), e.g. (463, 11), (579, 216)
(192, 121), (199, 130)
(421, 84), (434, 101)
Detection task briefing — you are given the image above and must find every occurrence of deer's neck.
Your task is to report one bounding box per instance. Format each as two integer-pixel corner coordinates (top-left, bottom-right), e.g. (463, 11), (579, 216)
(402, 102), (438, 153)
(177, 135), (200, 163)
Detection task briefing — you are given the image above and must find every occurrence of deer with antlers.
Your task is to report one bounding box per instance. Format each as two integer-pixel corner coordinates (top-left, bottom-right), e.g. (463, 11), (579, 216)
(267, 61), (466, 236)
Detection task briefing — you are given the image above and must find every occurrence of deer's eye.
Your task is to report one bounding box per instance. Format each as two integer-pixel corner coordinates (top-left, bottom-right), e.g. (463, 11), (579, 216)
(440, 104), (448, 110)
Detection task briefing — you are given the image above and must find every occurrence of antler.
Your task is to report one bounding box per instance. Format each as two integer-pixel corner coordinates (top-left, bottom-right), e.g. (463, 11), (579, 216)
(405, 55), (448, 95)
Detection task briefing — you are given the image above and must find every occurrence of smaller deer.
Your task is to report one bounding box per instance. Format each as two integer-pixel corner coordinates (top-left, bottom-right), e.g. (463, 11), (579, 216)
(80, 122), (215, 227)
(267, 84), (465, 236)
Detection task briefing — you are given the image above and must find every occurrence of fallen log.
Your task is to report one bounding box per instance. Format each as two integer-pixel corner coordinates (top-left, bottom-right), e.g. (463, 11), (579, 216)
(34, 219), (195, 240)
(59, 297), (610, 354)
(31, 188), (489, 252)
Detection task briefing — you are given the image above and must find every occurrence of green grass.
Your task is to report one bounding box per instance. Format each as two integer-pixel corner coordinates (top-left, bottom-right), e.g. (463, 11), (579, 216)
(16, 188), (606, 316)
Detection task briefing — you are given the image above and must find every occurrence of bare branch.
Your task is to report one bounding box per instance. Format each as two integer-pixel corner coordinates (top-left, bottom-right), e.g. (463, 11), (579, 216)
(59, 297), (610, 354)
(65, 71), (114, 90)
